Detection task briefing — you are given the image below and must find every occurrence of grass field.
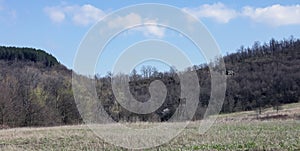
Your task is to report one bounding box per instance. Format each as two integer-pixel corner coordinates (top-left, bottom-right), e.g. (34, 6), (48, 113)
(0, 103), (299, 150)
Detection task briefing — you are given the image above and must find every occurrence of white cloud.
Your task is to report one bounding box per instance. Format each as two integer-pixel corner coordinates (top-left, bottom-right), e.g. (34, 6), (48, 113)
(44, 4), (105, 26)
(45, 4), (165, 37)
(183, 3), (300, 26)
(141, 19), (165, 38)
(183, 2), (238, 23)
(108, 13), (165, 38)
(242, 4), (300, 26)
(108, 13), (142, 29)
(44, 7), (65, 23)
(72, 4), (105, 26)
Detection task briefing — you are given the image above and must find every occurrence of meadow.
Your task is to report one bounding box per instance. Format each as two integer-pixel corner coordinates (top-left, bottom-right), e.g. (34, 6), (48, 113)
(0, 103), (299, 151)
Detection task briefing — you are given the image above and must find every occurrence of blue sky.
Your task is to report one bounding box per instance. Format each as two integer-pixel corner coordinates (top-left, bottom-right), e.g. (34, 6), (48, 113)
(0, 0), (300, 75)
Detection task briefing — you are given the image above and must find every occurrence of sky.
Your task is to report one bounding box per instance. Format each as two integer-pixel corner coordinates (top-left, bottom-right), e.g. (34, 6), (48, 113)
(0, 0), (300, 75)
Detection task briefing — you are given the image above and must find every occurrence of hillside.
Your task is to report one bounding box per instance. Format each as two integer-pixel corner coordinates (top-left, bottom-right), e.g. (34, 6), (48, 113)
(221, 38), (300, 114)
(0, 47), (81, 128)
(0, 36), (299, 127)
(0, 46), (59, 67)
(93, 37), (300, 122)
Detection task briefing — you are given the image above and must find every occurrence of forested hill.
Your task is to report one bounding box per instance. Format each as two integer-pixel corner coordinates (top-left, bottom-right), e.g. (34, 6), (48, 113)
(0, 36), (299, 128)
(0, 46), (59, 67)
(93, 37), (300, 122)
(0, 46), (81, 127)
(222, 37), (300, 113)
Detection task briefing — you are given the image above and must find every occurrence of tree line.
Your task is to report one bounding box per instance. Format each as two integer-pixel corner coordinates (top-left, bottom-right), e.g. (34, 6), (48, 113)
(0, 36), (299, 127)
(0, 46), (59, 67)
(0, 60), (81, 127)
(88, 36), (300, 122)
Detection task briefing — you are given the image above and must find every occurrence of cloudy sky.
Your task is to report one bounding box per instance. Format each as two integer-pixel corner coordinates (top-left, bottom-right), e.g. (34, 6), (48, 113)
(0, 0), (299, 74)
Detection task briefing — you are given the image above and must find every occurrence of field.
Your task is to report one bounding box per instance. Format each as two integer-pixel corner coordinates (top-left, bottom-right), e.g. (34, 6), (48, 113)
(0, 103), (299, 151)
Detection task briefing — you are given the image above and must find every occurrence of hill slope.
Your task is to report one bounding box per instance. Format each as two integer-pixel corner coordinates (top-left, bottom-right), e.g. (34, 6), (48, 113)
(0, 36), (299, 127)
(0, 47), (81, 128)
(92, 37), (300, 122)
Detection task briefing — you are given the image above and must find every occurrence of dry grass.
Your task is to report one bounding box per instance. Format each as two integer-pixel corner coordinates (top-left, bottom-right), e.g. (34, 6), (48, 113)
(214, 102), (300, 122)
(0, 104), (300, 150)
